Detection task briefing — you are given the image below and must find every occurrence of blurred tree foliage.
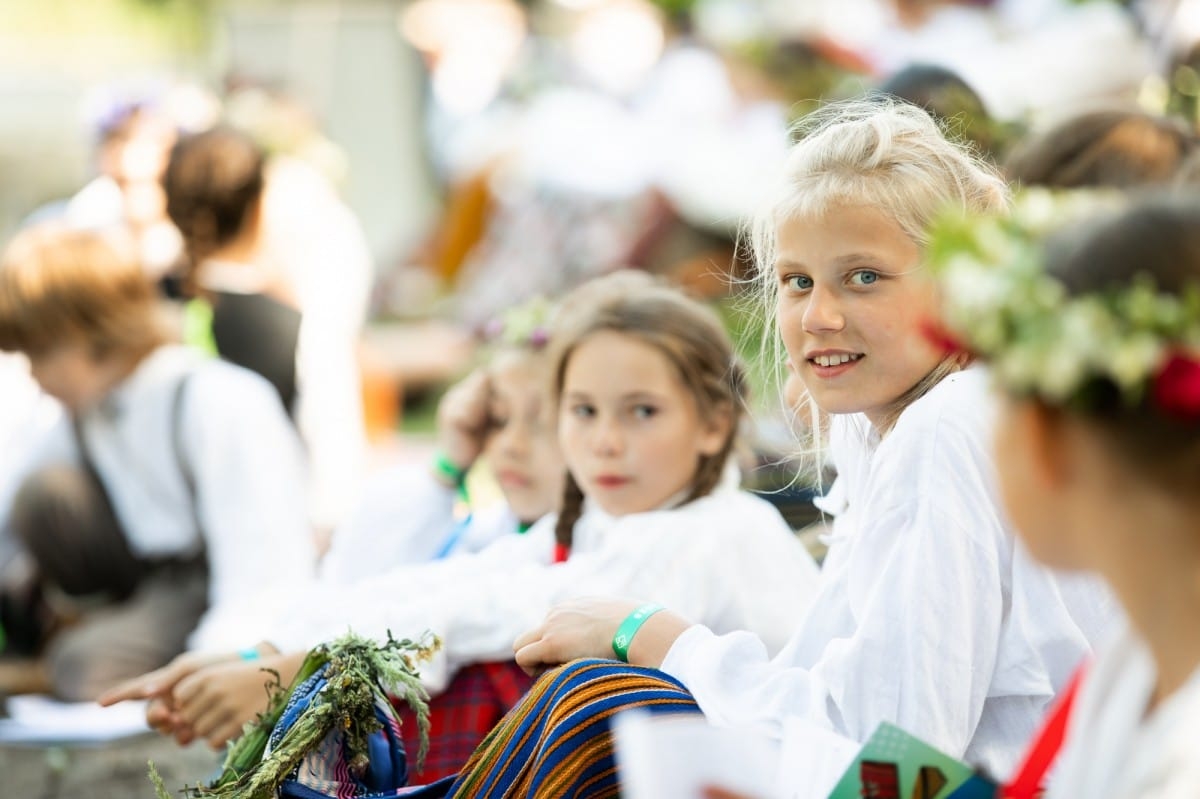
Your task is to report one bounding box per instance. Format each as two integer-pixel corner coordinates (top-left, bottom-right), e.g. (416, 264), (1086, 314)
(0, 0), (215, 68)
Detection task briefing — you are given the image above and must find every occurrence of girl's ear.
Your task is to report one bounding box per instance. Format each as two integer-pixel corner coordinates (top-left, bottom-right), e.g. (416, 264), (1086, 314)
(697, 403), (734, 457)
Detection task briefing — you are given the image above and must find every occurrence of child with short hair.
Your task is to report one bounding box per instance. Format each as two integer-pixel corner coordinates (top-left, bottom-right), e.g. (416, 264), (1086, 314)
(0, 224), (314, 701)
(453, 99), (1117, 799)
(933, 193), (1200, 798)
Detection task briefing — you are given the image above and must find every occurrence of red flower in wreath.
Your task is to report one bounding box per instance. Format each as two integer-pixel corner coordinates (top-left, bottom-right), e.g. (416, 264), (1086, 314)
(920, 317), (969, 358)
(1153, 352), (1200, 421)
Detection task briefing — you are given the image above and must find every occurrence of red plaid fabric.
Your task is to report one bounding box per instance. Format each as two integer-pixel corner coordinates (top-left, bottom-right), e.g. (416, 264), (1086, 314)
(394, 661), (534, 783)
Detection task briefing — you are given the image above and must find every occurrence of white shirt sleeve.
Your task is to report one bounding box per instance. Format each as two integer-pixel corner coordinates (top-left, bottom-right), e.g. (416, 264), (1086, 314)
(267, 487), (820, 693)
(182, 366), (317, 651)
(318, 464), (457, 583)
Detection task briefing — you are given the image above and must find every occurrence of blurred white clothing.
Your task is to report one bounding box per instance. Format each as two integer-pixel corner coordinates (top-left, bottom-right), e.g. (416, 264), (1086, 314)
(266, 469), (822, 694)
(1048, 623), (1200, 799)
(318, 463), (520, 583)
(261, 157), (372, 530)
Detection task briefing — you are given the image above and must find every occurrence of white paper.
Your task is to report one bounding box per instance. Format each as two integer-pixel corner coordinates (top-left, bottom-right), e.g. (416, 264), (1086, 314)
(0, 695), (150, 744)
(773, 716), (859, 799)
(614, 710), (781, 799)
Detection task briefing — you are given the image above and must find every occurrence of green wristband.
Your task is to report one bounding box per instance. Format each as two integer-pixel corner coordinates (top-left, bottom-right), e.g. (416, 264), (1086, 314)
(432, 451), (469, 501)
(612, 603), (664, 663)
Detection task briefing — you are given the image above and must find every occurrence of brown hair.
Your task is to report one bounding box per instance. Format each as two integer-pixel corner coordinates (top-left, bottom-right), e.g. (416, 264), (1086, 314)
(549, 274), (747, 552)
(163, 126), (265, 291)
(1005, 109), (1196, 190)
(1042, 193), (1200, 494)
(0, 224), (167, 359)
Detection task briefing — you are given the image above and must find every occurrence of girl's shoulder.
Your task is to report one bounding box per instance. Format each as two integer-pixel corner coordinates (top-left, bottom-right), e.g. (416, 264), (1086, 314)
(863, 368), (1001, 527)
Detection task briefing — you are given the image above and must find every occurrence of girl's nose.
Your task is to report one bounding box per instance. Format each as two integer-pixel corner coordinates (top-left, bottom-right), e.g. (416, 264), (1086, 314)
(591, 416), (623, 456)
(801, 286), (845, 333)
(497, 420), (531, 457)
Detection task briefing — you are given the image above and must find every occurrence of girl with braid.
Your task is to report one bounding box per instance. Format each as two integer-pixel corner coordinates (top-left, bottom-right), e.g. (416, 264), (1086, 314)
(104, 272), (821, 782)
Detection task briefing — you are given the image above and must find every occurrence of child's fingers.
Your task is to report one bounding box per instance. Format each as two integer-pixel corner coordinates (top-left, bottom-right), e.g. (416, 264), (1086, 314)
(206, 717), (248, 750)
(190, 702), (236, 745)
(144, 697), (176, 735)
(97, 663), (181, 705)
(98, 651), (234, 705)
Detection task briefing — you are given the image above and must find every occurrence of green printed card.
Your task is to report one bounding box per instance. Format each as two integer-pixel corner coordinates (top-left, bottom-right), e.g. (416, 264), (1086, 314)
(827, 722), (998, 799)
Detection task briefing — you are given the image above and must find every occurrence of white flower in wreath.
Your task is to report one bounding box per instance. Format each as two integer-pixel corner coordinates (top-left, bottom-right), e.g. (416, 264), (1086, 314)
(1107, 334), (1165, 393)
(1038, 343), (1091, 401)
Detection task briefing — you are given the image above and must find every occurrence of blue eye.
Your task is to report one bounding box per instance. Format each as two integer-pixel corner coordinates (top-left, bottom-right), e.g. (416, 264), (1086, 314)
(784, 275), (813, 292)
(570, 404), (595, 419)
(850, 270), (879, 286)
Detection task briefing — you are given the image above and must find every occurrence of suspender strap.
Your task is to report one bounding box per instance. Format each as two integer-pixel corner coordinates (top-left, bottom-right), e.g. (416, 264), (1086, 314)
(1002, 664), (1088, 799)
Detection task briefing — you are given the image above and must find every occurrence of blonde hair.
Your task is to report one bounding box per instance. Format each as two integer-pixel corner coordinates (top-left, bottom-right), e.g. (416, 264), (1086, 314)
(549, 273), (747, 552)
(0, 224), (167, 359)
(745, 98), (1008, 464)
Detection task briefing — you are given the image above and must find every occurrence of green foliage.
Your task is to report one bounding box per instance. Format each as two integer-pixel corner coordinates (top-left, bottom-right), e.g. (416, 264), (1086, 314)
(157, 631), (440, 799)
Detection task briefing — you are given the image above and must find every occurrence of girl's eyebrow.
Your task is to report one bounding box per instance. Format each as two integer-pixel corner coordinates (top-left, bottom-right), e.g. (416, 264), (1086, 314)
(832, 253), (887, 267)
(776, 253), (886, 270)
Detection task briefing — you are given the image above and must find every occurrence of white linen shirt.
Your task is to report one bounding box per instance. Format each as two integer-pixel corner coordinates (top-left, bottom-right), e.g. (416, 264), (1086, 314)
(266, 472), (822, 693)
(1048, 623), (1200, 799)
(660, 369), (1118, 780)
(0, 346), (315, 651)
(318, 463), (521, 583)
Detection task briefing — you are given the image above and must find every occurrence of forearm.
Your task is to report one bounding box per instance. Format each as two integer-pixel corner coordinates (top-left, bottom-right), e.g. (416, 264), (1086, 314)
(626, 610), (693, 669)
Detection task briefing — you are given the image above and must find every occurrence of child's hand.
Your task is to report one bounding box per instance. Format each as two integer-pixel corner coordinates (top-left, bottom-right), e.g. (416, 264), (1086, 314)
(171, 659), (278, 749)
(512, 598), (691, 675)
(96, 649), (240, 706)
(435, 370), (493, 478)
(170, 651), (306, 750)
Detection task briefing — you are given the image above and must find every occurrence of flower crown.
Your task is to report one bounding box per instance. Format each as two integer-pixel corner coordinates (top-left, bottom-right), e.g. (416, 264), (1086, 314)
(481, 295), (553, 350)
(927, 189), (1200, 420)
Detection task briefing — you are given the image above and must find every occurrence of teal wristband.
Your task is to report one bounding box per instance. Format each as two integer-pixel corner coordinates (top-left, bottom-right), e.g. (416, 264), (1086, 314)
(432, 451), (470, 501)
(238, 647), (261, 662)
(612, 603), (664, 663)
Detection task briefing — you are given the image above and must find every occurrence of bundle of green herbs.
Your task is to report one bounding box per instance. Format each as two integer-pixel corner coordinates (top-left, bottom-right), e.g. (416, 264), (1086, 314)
(151, 631), (440, 799)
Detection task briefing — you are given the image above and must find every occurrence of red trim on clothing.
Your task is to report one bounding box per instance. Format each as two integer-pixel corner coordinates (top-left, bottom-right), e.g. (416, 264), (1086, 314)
(553, 543), (570, 563)
(1002, 664), (1088, 799)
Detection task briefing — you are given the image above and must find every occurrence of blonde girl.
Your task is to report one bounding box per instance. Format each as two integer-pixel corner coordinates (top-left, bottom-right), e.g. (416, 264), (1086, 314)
(458, 99), (1117, 799)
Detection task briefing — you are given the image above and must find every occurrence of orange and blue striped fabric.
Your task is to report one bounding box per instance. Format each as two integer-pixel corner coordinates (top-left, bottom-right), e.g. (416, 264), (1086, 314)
(442, 658), (702, 798)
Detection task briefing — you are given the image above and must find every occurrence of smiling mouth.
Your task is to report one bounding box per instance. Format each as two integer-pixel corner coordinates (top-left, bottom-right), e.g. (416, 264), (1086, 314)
(809, 353), (864, 367)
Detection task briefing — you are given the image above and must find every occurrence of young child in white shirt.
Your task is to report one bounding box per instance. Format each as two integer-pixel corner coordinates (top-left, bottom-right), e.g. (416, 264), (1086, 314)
(320, 309), (565, 580)
(101, 273), (821, 778)
(462, 100), (1117, 799)
(0, 224), (313, 701)
(935, 193), (1200, 799)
